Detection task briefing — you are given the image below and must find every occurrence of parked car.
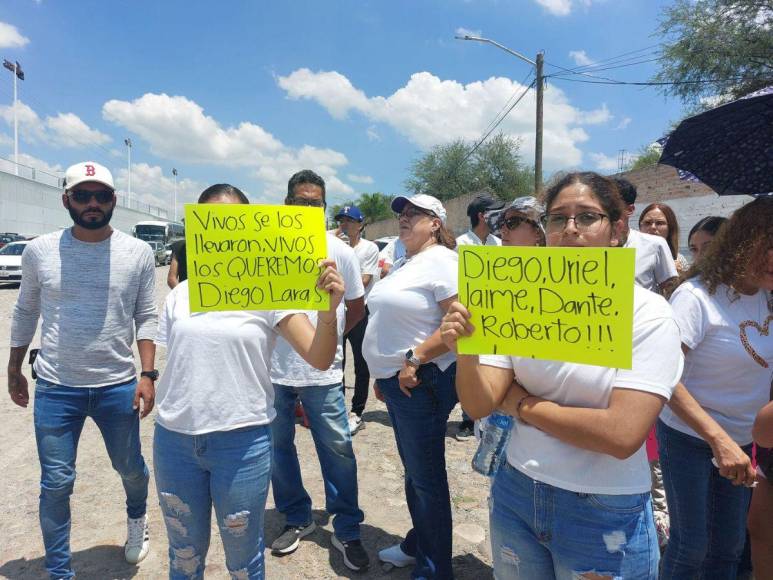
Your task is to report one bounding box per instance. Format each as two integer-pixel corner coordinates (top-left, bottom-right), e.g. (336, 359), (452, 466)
(146, 241), (166, 267)
(0, 240), (29, 282)
(164, 243), (174, 265)
(0, 233), (25, 249)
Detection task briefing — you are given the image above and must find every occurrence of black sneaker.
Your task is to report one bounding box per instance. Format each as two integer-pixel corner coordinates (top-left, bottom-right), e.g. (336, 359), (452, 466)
(270, 521), (316, 555)
(456, 421), (475, 440)
(332, 536), (370, 571)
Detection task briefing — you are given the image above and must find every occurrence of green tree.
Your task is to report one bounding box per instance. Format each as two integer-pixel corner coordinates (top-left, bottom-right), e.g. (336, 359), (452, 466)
(628, 144), (663, 171)
(404, 134), (534, 202)
(653, 0), (773, 106)
(329, 192), (393, 224)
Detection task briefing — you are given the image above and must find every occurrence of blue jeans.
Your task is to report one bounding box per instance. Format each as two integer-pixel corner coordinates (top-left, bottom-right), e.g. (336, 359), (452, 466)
(33, 378), (149, 580)
(270, 383), (364, 541)
(657, 420), (752, 579)
(377, 362), (458, 580)
(490, 462), (659, 579)
(154, 423), (272, 580)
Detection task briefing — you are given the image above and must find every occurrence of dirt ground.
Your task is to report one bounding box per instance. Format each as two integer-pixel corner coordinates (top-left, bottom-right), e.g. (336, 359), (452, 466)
(0, 267), (494, 579)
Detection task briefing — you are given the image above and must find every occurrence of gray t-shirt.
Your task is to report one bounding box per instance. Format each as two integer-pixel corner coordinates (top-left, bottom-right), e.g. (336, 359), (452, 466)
(10, 229), (158, 388)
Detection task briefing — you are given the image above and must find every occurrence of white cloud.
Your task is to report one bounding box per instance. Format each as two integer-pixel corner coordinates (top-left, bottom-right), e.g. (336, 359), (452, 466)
(114, 162), (204, 218)
(366, 125), (381, 142)
(588, 152), (619, 172)
(102, 93), (354, 200)
(615, 117), (632, 130)
(535, 0), (572, 16)
(0, 101), (110, 148)
(568, 50), (595, 66)
(455, 26), (482, 38)
(535, 0), (595, 16)
(278, 68), (613, 169)
(0, 22), (29, 48)
(347, 174), (374, 184)
(0, 152), (63, 178)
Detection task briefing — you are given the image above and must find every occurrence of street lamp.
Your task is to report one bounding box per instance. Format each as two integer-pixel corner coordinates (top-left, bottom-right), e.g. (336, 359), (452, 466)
(3, 59), (25, 175)
(124, 138), (132, 206)
(456, 35), (544, 193)
(172, 168), (178, 222)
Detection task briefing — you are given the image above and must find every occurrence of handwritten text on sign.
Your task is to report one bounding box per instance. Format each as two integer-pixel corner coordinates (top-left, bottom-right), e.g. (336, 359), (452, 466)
(458, 246), (635, 368)
(185, 204), (329, 312)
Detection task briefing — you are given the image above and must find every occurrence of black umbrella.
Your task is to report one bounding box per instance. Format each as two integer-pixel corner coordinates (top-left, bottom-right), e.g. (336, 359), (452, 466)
(658, 86), (773, 196)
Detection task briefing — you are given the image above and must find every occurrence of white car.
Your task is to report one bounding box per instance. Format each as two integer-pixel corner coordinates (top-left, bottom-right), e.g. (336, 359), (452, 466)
(0, 240), (29, 282)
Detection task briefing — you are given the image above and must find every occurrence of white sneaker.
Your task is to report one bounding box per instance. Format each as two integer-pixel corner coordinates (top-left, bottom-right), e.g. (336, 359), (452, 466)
(125, 514), (150, 564)
(348, 413), (364, 435)
(378, 543), (415, 568)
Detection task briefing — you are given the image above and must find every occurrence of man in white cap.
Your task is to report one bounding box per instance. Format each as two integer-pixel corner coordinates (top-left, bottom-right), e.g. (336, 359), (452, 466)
(8, 161), (158, 578)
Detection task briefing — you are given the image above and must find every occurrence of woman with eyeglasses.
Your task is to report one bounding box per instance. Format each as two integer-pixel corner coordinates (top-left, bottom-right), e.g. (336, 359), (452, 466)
(440, 172), (683, 579)
(153, 184), (345, 580)
(362, 194), (459, 578)
(638, 203), (688, 273)
(493, 196), (545, 247)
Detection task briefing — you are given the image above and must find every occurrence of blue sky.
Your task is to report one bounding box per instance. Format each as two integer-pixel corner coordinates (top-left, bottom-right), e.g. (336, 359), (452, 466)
(0, 0), (688, 216)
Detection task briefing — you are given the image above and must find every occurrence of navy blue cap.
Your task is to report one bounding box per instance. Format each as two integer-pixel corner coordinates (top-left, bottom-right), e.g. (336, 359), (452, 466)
(335, 205), (364, 222)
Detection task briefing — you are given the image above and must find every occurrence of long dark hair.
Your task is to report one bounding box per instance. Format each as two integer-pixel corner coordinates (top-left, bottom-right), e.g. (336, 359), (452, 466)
(639, 203), (680, 259)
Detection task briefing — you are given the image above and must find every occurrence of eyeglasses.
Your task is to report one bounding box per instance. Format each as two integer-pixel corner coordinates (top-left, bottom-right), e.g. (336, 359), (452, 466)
(540, 212), (608, 232)
(397, 206), (435, 220)
(501, 215), (538, 231)
(68, 189), (114, 204)
(288, 197), (325, 208)
(641, 219), (668, 229)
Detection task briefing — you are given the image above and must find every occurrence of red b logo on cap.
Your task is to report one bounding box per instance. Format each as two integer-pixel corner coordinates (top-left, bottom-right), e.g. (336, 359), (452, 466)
(85, 164), (95, 176)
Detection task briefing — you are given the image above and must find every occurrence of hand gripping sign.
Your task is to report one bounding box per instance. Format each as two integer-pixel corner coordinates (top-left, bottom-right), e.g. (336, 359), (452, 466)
(185, 204), (329, 312)
(457, 245), (636, 369)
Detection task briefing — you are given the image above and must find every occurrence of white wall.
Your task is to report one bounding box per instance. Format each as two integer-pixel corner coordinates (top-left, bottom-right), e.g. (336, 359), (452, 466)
(0, 170), (168, 236)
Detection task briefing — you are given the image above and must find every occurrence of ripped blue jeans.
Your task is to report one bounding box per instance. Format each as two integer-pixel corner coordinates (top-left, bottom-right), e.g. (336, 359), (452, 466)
(490, 462), (659, 579)
(153, 423), (272, 580)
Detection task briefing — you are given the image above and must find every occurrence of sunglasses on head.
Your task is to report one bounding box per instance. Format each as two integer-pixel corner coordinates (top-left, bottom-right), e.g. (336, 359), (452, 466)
(68, 189), (114, 204)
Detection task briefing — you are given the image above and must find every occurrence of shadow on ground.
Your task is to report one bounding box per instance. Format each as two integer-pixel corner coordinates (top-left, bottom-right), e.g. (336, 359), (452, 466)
(0, 545), (139, 579)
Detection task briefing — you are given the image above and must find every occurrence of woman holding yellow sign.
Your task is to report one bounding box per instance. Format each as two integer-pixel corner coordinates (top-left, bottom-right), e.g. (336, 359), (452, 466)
(152, 184), (345, 580)
(440, 172), (683, 579)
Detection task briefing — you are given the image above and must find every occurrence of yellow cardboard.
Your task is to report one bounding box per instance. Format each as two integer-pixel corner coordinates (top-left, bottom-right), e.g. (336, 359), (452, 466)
(184, 204), (329, 312)
(457, 245), (635, 369)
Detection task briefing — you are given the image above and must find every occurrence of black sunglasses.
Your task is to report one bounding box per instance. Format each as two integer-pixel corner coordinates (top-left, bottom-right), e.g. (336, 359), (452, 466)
(69, 189), (114, 204)
(501, 215), (537, 231)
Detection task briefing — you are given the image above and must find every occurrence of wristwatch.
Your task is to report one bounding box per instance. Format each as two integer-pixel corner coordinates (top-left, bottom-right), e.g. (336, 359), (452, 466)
(405, 349), (421, 368)
(140, 370), (159, 382)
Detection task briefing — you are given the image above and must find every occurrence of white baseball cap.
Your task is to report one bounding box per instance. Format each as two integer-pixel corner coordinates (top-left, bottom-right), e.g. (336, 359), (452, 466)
(391, 194), (447, 224)
(64, 161), (115, 191)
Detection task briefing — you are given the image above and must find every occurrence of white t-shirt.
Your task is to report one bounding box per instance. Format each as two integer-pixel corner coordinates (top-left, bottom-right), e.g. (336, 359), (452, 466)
(624, 229), (678, 292)
(270, 234), (365, 386)
(661, 279), (773, 445)
(155, 281), (301, 435)
(352, 238), (380, 300)
(379, 238), (406, 267)
(455, 229), (502, 248)
(363, 244), (458, 379)
(480, 286), (683, 494)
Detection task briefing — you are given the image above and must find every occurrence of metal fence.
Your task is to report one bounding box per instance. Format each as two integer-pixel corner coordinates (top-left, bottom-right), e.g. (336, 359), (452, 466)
(0, 157), (168, 219)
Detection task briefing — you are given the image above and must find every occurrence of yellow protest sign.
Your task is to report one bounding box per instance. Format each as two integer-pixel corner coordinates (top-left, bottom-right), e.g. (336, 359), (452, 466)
(184, 204), (329, 312)
(458, 245), (635, 369)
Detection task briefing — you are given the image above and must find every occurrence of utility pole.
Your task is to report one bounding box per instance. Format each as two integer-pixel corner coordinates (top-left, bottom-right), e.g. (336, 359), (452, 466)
(124, 138), (132, 206)
(456, 35), (544, 192)
(3, 59), (24, 175)
(172, 168), (178, 222)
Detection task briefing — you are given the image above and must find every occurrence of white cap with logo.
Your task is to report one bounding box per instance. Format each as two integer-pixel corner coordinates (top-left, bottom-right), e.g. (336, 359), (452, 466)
(64, 161), (115, 191)
(391, 194), (447, 224)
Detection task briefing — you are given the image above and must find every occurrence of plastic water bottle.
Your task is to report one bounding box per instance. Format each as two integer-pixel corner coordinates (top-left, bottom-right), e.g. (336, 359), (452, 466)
(472, 412), (513, 477)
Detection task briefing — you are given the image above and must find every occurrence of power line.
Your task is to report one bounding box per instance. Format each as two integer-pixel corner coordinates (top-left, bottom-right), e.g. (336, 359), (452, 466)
(548, 75), (771, 86)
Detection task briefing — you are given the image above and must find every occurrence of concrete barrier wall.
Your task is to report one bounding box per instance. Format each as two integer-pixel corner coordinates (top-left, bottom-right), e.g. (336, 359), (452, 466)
(0, 170), (169, 237)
